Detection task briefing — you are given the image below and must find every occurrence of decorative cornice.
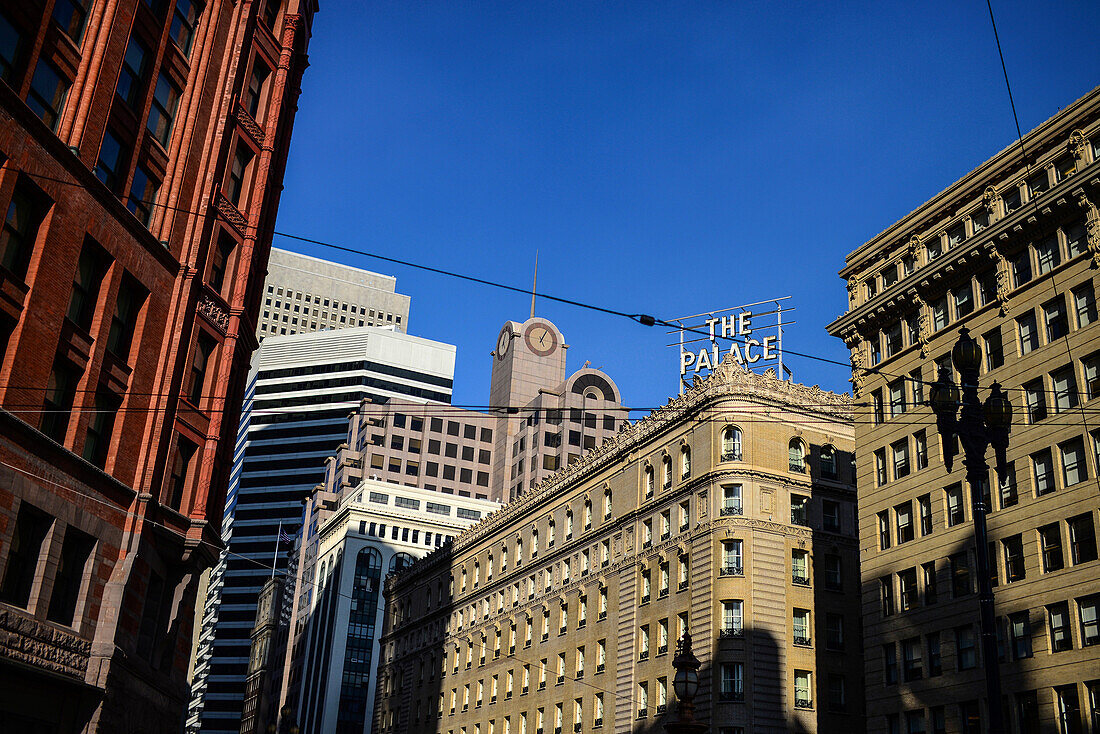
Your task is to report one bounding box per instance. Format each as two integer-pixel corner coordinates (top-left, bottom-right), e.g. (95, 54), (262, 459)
(387, 359), (851, 588)
(197, 293), (229, 334)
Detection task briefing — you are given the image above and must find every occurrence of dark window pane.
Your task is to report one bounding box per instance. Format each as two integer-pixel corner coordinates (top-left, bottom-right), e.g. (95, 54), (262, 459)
(26, 61), (70, 131)
(116, 37), (148, 108)
(95, 131), (127, 192)
(147, 74), (180, 146)
(46, 526), (95, 625)
(0, 503), (52, 608)
(52, 0), (91, 44)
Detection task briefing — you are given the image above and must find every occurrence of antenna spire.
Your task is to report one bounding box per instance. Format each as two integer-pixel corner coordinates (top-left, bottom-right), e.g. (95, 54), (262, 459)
(530, 250), (538, 319)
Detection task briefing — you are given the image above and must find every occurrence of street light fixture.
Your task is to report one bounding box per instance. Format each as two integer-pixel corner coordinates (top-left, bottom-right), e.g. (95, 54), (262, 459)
(665, 632), (707, 734)
(929, 326), (1012, 734)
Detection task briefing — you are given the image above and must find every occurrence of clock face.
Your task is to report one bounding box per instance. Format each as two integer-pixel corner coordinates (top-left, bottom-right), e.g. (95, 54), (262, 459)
(496, 328), (512, 360)
(524, 322), (558, 357)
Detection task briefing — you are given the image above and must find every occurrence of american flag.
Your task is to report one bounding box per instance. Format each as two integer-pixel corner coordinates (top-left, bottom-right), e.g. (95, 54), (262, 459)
(278, 529), (293, 544)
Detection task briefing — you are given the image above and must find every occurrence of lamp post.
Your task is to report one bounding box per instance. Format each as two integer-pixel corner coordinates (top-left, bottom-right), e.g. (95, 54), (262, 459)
(666, 632), (708, 734)
(929, 326), (1012, 734)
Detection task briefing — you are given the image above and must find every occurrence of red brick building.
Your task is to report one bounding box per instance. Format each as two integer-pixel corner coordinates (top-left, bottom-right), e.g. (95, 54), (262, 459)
(0, 0), (315, 730)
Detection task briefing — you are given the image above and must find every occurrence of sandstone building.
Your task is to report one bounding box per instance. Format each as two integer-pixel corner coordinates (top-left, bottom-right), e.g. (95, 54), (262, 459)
(258, 247), (411, 339)
(827, 85), (1100, 733)
(374, 359), (862, 734)
(0, 0), (314, 730)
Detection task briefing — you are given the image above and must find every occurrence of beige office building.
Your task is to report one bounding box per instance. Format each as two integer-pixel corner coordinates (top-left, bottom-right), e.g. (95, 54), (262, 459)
(374, 358), (863, 734)
(258, 247), (412, 338)
(827, 86), (1100, 734)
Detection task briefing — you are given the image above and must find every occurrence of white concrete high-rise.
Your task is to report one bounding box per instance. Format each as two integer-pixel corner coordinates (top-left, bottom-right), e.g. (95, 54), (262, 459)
(258, 248), (412, 338)
(188, 327), (456, 732)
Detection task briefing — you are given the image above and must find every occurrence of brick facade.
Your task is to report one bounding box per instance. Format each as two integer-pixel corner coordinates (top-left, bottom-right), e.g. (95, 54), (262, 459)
(0, 0), (315, 730)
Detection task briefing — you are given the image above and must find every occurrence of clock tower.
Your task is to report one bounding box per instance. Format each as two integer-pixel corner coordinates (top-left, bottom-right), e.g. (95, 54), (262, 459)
(489, 317), (567, 498)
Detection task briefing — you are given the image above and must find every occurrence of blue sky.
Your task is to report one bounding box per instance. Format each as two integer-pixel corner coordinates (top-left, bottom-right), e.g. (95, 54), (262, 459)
(275, 0), (1100, 412)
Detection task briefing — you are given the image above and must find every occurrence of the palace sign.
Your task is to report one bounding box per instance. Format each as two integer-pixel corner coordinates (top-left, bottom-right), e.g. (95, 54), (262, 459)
(669, 298), (793, 393)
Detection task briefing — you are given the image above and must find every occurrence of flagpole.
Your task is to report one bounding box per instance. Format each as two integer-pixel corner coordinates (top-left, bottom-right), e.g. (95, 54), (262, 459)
(272, 520), (281, 580)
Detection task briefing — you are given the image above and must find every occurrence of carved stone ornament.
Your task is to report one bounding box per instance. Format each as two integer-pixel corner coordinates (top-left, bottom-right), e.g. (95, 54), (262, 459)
(198, 294), (229, 334)
(994, 252), (1011, 313)
(215, 193), (248, 234)
(907, 234), (921, 259)
(983, 185), (1001, 220)
(235, 103), (265, 145)
(916, 299), (931, 358)
(1068, 129), (1088, 160)
(1074, 191), (1100, 268)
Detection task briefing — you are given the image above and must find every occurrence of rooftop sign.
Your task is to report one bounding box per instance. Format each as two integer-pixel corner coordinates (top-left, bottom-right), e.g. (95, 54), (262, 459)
(668, 297), (793, 394)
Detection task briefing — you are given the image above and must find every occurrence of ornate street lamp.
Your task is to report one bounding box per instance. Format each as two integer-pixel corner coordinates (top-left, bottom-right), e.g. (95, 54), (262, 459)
(929, 326), (1012, 734)
(665, 633), (708, 734)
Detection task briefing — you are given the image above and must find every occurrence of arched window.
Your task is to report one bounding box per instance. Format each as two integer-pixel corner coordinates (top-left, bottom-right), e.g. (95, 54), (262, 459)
(487, 553), (494, 579)
(474, 561), (481, 585)
(645, 465), (655, 497)
(584, 500), (593, 529)
(662, 455), (672, 489)
(680, 446), (691, 479)
(603, 487), (612, 519)
(516, 537), (524, 564)
(565, 510), (574, 539)
(548, 518), (556, 547)
(532, 528), (539, 557)
(722, 426), (743, 461)
(390, 552), (415, 573)
(789, 439), (806, 474)
(821, 444), (837, 478)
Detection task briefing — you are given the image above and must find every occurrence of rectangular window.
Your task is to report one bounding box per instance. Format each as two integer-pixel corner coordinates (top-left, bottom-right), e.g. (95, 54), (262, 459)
(1040, 523), (1064, 572)
(170, 0), (200, 55)
(931, 296), (949, 331)
(950, 552), (970, 597)
(883, 643), (897, 685)
(1078, 596), (1099, 647)
(127, 163), (159, 226)
(955, 626), (977, 670)
(1003, 534), (1025, 582)
(1068, 513), (1098, 564)
(913, 430), (928, 470)
(226, 145), (254, 208)
(1049, 601), (1072, 652)
(875, 448), (887, 486)
(878, 511), (891, 550)
(953, 282), (973, 317)
(892, 439), (910, 480)
(41, 357), (79, 443)
(27, 61), (70, 131)
(1084, 352), (1100, 401)
(822, 500), (840, 532)
(1024, 378), (1047, 423)
(0, 503), (52, 608)
(1017, 311), (1039, 354)
(926, 632), (942, 677)
(166, 436), (197, 510)
(918, 494), (932, 535)
(186, 333), (216, 407)
(1052, 368), (1080, 415)
(1044, 296), (1070, 342)
(895, 502), (913, 543)
(922, 561), (937, 604)
(945, 484), (964, 526)
(208, 231), (235, 297)
(95, 130), (128, 193)
(1060, 437), (1088, 486)
(889, 379), (906, 416)
(1012, 248), (1032, 287)
(976, 267), (997, 305)
(83, 390), (121, 469)
(46, 526), (95, 626)
(898, 568), (917, 611)
(983, 328), (1004, 371)
(116, 37), (149, 108)
(1073, 283), (1098, 328)
(1032, 449), (1055, 495)
(793, 670), (812, 709)
(872, 389), (884, 423)
(998, 461), (1017, 508)
(1009, 611), (1032, 659)
(147, 73), (181, 146)
(793, 608), (811, 645)
(880, 577), (894, 617)
(902, 637), (922, 681)
(884, 321), (902, 357)
(66, 241), (109, 332)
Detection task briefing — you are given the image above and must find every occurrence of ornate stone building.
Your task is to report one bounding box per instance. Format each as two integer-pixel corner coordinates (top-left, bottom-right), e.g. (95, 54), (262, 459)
(0, 0), (314, 730)
(827, 85), (1100, 733)
(374, 358), (862, 734)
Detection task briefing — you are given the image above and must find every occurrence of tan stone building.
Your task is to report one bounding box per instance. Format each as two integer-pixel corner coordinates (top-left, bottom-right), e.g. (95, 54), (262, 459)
(374, 359), (862, 734)
(826, 86), (1100, 733)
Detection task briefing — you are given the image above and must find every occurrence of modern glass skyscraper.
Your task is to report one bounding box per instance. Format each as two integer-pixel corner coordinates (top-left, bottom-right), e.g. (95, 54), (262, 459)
(188, 326), (456, 732)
